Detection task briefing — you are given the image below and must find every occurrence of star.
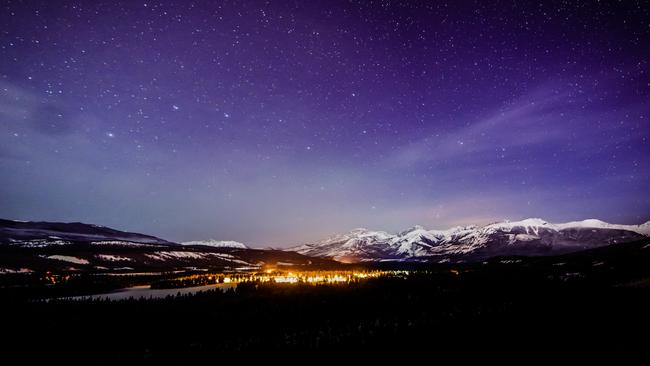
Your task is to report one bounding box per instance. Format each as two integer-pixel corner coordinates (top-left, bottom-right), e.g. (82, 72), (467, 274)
(0, 0), (647, 246)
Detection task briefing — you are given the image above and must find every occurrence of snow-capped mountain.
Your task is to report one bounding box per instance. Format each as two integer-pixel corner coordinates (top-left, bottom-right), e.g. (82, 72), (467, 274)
(182, 240), (248, 249)
(0, 218), (174, 246)
(287, 218), (650, 262)
(0, 219), (331, 273)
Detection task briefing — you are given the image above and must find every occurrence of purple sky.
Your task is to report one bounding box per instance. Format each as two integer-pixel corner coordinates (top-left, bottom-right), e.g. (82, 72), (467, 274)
(1, 1), (649, 247)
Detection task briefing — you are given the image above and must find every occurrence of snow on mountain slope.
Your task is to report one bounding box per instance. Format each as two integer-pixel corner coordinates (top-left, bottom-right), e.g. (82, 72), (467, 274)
(181, 240), (248, 249)
(47, 255), (90, 265)
(0, 219), (338, 273)
(0, 219), (174, 246)
(288, 218), (650, 262)
(556, 219), (650, 235)
(287, 228), (394, 262)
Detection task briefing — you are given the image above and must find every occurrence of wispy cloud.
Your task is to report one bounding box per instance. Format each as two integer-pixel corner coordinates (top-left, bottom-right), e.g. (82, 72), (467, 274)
(389, 83), (577, 167)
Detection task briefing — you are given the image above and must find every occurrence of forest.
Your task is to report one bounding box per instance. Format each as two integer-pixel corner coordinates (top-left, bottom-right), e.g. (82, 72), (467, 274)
(2, 239), (649, 361)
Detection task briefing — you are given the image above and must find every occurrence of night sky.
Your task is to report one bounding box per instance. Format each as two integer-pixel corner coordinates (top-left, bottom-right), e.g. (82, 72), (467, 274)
(1, 1), (649, 246)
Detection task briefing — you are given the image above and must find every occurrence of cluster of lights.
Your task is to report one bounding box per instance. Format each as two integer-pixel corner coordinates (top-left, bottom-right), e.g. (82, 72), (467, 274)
(166, 270), (407, 287)
(43, 272), (72, 285)
(250, 270), (403, 285)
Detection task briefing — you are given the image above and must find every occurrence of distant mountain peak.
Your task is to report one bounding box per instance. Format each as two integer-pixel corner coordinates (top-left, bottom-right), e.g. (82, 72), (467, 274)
(287, 218), (650, 262)
(398, 225), (426, 236)
(181, 240), (248, 249)
(492, 218), (549, 227)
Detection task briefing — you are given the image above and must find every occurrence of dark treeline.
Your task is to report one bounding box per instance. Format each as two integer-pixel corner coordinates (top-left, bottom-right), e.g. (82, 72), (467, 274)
(3, 269), (649, 361)
(1, 239), (649, 361)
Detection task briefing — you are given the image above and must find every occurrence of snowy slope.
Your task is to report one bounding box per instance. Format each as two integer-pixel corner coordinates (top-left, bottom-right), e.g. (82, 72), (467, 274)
(0, 219), (334, 273)
(556, 219), (650, 235)
(287, 218), (650, 262)
(0, 219), (174, 246)
(182, 240), (248, 249)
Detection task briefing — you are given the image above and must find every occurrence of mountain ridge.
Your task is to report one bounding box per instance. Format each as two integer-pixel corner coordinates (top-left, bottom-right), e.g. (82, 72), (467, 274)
(3, 217), (649, 267)
(182, 240), (248, 249)
(0, 219), (332, 273)
(0, 218), (174, 246)
(287, 218), (650, 262)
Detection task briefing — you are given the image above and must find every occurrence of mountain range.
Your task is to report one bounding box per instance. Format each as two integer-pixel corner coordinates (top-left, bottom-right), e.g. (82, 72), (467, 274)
(181, 240), (248, 249)
(286, 218), (650, 262)
(0, 219), (330, 274)
(1, 217), (649, 272)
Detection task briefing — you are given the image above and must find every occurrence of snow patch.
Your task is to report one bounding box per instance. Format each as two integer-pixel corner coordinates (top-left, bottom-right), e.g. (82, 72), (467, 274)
(96, 254), (134, 262)
(47, 255), (89, 265)
(90, 240), (160, 247)
(142, 251), (251, 265)
(0, 267), (33, 274)
(9, 239), (71, 247)
(181, 240), (247, 249)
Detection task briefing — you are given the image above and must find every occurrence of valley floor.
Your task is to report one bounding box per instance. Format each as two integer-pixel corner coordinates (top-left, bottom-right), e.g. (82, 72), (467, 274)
(2, 242), (650, 361)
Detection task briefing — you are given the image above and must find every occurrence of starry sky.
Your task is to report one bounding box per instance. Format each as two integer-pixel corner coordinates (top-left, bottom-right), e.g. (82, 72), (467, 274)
(1, 1), (649, 247)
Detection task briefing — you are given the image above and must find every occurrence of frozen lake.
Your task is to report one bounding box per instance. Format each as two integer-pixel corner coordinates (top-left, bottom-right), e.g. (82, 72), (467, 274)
(65, 283), (238, 301)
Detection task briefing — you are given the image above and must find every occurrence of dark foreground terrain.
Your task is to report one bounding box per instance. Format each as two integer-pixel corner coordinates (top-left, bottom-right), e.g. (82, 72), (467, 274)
(1, 239), (649, 361)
